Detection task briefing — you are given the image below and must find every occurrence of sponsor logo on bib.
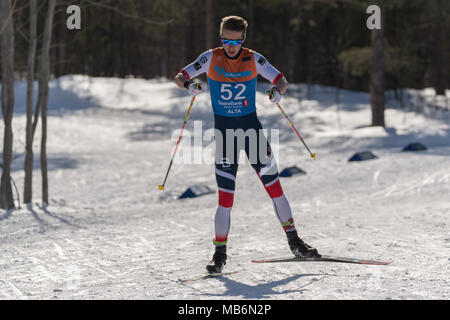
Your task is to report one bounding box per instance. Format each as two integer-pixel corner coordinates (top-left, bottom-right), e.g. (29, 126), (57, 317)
(215, 66), (251, 78)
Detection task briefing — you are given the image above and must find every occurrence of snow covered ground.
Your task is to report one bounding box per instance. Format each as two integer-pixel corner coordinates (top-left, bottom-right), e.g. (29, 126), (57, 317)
(0, 75), (449, 300)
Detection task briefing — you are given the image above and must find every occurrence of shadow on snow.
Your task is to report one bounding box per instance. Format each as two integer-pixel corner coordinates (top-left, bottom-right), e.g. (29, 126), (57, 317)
(184, 273), (326, 299)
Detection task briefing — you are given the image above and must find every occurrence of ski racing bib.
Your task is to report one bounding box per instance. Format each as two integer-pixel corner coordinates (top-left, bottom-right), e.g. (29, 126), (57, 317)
(181, 47), (283, 117)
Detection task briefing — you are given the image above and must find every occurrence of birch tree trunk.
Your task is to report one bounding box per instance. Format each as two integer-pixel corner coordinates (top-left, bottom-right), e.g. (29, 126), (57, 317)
(39, 0), (56, 205)
(24, 0), (38, 204)
(0, 0), (16, 210)
(370, 4), (385, 127)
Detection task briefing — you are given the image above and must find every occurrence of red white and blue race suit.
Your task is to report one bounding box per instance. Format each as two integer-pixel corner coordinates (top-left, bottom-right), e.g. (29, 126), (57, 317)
(180, 47), (297, 246)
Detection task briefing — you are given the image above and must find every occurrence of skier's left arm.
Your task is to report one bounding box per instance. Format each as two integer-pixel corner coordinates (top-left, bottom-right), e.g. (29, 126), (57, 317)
(253, 52), (289, 93)
(253, 51), (288, 103)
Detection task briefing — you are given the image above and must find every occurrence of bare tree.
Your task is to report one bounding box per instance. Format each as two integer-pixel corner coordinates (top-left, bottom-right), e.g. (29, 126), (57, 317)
(370, 3), (385, 127)
(247, 0), (254, 47)
(430, 0), (447, 95)
(206, 0), (215, 49)
(24, 0), (38, 204)
(0, 0), (16, 210)
(38, 0), (56, 205)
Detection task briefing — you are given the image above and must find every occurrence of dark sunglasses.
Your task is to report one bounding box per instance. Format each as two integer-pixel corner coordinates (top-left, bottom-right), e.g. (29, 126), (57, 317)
(221, 37), (243, 46)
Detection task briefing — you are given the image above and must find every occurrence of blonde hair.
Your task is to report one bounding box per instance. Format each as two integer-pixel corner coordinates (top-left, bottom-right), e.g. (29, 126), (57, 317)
(220, 16), (248, 40)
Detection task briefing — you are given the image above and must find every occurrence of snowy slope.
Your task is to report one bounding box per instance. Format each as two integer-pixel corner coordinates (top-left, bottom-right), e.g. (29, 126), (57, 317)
(0, 75), (449, 300)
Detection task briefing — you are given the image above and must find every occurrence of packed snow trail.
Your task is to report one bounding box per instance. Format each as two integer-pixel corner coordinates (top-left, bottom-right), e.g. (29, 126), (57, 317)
(0, 76), (449, 299)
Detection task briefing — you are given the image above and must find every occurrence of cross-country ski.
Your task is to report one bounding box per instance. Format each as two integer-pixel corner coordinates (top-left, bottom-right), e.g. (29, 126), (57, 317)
(251, 255), (391, 266)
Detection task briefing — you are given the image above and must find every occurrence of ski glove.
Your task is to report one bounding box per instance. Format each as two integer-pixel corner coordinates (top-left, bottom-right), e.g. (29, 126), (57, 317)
(267, 86), (282, 104)
(185, 81), (203, 96)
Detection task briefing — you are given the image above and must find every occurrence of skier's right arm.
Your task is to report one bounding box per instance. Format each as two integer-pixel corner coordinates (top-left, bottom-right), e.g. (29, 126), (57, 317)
(174, 50), (212, 95)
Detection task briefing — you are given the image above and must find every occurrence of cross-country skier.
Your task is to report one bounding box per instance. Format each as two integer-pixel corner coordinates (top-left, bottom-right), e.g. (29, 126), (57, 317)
(174, 15), (320, 274)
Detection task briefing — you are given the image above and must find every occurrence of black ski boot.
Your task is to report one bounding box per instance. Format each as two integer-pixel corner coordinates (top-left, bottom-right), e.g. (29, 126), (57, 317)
(286, 231), (321, 258)
(206, 245), (227, 274)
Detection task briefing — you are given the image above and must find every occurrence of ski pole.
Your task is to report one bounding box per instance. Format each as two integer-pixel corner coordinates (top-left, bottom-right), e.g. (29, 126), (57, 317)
(276, 102), (316, 159)
(158, 96), (196, 191)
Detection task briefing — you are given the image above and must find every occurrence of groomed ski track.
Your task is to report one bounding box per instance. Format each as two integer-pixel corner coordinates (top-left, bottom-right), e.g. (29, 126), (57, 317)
(0, 76), (449, 299)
